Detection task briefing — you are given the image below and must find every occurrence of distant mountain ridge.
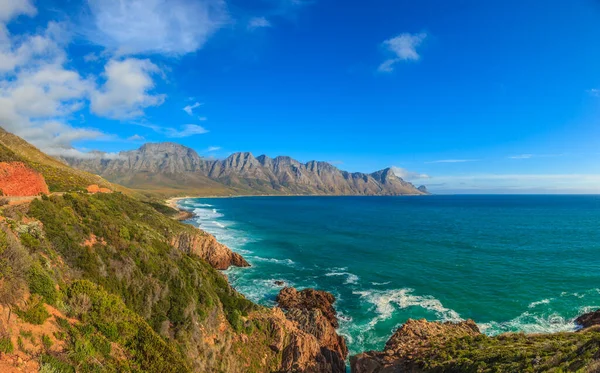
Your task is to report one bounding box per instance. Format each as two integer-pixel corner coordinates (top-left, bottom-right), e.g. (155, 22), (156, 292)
(64, 142), (428, 196)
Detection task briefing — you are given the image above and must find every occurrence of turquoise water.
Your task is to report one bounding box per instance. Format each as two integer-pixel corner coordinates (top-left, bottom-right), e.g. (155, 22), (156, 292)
(179, 195), (600, 355)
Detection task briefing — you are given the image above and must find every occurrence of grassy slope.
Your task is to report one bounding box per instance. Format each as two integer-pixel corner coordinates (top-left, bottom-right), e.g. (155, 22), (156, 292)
(0, 127), (135, 195)
(1, 192), (285, 372)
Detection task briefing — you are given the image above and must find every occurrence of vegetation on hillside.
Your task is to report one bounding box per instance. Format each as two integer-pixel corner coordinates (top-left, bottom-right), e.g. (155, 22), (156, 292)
(0, 191), (286, 372)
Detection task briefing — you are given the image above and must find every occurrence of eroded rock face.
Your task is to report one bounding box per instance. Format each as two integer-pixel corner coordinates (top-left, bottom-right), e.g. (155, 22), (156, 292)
(576, 309), (600, 329)
(277, 287), (339, 328)
(0, 162), (49, 196)
(170, 231), (249, 270)
(351, 319), (480, 373)
(276, 287), (348, 373)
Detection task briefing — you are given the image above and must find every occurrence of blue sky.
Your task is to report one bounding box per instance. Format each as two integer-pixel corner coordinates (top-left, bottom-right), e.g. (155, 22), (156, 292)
(1, 0), (599, 193)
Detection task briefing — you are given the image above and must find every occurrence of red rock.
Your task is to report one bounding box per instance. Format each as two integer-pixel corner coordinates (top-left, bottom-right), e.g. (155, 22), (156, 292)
(0, 162), (49, 196)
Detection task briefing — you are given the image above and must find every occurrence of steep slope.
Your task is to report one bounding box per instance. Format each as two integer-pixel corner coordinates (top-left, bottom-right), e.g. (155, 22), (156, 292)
(0, 126), (131, 195)
(64, 142), (427, 196)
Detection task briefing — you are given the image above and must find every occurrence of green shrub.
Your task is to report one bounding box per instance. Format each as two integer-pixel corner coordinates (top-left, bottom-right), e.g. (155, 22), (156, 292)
(39, 354), (75, 373)
(16, 294), (50, 325)
(0, 336), (14, 353)
(27, 264), (58, 305)
(41, 334), (53, 350)
(20, 232), (41, 250)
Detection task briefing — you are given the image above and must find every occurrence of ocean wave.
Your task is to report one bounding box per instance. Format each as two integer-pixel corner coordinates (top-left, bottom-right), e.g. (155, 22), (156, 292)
(248, 256), (295, 266)
(325, 270), (359, 285)
(528, 298), (553, 309)
(478, 312), (577, 335)
(354, 288), (462, 328)
(371, 281), (391, 286)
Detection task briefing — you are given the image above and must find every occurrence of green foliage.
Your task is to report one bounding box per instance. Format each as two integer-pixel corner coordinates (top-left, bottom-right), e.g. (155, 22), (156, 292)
(26, 192), (266, 370)
(0, 227), (30, 308)
(27, 264), (58, 305)
(63, 280), (189, 373)
(16, 294), (50, 325)
(0, 336), (14, 353)
(410, 329), (600, 372)
(39, 354), (75, 373)
(41, 334), (53, 350)
(19, 232), (41, 250)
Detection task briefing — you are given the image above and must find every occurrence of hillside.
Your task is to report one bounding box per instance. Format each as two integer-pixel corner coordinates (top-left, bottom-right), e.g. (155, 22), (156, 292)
(64, 142), (427, 197)
(0, 131), (349, 372)
(0, 127), (131, 195)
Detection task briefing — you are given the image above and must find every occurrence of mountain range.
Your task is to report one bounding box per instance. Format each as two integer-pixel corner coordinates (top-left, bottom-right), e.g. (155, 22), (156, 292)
(63, 142), (428, 196)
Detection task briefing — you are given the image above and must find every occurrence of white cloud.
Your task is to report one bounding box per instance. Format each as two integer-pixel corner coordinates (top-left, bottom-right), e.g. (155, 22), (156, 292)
(391, 166), (430, 181)
(127, 134), (145, 141)
(86, 0), (229, 56)
(248, 17), (272, 29)
(0, 16), (108, 156)
(137, 123), (208, 138)
(378, 32), (427, 73)
(0, 0), (36, 22)
(91, 58), (165, 119)
(183, 102), (203, 116)
(587, 89), (600, 97)
(207, 146), (221, 151)
(509, 154), (533, 159)
(426, 159), (478, 164)
(198, 116), (208, 121)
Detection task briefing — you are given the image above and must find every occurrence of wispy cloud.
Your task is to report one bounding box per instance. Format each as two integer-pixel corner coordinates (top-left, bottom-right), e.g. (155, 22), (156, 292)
(248, 16), (271, 29)
(378, 32), (427, 73)
(136, 123), (208, 138)
(509, 154), (533, 159)
(587, 88), (600, 97)
(426, 159), (478, 164)
(391, 166), (430, 181)
(183, 102), (203, 116)
(424, 174), (600, 194)
(85, 0), (229, 56)
(207, 146), (221, 152)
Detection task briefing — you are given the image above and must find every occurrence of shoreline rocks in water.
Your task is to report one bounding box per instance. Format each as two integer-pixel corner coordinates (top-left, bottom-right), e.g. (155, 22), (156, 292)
(576, 309), (600, 329)
(275, 287), (348, 373)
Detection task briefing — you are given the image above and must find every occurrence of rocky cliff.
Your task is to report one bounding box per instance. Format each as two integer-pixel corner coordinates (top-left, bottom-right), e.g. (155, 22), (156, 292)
(0, 161), (49, 196)
(63, 143), (427, 196)
(275, 287), (348, 373)
(170, 230), (250, 270)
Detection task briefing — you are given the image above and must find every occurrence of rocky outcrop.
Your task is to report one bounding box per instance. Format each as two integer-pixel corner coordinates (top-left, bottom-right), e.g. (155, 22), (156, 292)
(170, 231), (249, 270)
(417, 185), (429, 194)
(63, 143), (427, 196)
(86, 184), (112, 193)
(576, 309), (600, 329)
(277, 287), (339, 328)
(351, 319), (480, 373)
(0, 162), (49, 196)
(276, 287), (348, 373)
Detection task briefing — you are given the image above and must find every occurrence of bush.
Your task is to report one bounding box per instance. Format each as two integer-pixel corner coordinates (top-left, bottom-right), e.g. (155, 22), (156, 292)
(16, 294), (50, 325)
(41, 334), (53, 350)
(27, 264), (58, 305)
(0, 198), (8, 207)
(0, 336), (14, 353)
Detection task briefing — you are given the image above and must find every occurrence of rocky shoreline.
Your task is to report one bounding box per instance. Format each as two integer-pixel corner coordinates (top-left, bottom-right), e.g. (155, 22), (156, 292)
(168, 197), (600, 372)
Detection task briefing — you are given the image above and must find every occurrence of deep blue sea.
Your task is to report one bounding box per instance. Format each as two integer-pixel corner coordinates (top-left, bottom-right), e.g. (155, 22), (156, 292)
(179, 195), (600, 355)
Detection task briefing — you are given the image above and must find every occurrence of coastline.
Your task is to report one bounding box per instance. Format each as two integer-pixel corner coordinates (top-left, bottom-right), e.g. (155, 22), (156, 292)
(165, 196), (196, 221)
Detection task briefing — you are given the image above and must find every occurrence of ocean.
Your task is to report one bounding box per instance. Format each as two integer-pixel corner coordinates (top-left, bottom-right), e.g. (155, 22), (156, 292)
(178, 195), (600, 355)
